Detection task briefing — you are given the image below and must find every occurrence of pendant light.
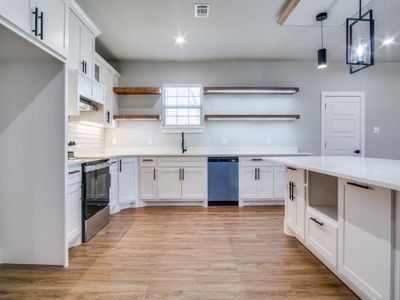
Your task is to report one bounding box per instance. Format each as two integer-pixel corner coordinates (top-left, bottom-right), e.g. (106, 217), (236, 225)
(316, 12), (328, 69)
(346, 0), (375, 74)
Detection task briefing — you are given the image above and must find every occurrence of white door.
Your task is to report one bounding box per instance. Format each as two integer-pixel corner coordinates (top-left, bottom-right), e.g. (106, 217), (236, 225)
(239, 167), (258, 199)
(257, 167), (274, 199)
(118, 158), (138, 205)
(37, 0), (67, 56)
(273, 166), (285, 199)
(339, 180), (392, 300)
(0, 0), (31, 33)
(321, 92), (365, 156)
(181, 168), (207, 200)
(157, 168), (181, 200)
(68, 11), (81, 70)
(139, 168), (157, 200)
(80, 24), (94, 78)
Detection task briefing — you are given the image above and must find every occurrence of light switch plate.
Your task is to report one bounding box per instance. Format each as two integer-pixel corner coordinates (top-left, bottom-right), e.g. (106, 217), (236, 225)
(373, 127), (380, 134)
(221, 137), (228, 145)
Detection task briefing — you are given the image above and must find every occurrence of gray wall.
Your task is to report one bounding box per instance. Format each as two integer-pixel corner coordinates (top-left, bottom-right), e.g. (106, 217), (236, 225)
(106, 60), (400, 159)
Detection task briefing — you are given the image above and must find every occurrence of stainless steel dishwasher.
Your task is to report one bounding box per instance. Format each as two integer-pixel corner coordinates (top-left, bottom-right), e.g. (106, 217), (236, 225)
(208, 157), (239, 205)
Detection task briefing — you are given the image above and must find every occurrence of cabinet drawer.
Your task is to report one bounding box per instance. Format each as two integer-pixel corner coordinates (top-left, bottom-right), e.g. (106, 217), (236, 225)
(306, 208), (338, 268)
(67, 167), (81, 186)
(139, 157), (157, 167)
(240, 157), (273, 167)
(157, 156), (206, 167)
(78, 73), (92, 100)
(92, 82), (105, 105)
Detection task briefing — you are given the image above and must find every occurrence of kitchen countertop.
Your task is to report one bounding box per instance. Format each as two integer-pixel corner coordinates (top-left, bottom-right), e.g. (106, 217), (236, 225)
(264, 156), (400, 191)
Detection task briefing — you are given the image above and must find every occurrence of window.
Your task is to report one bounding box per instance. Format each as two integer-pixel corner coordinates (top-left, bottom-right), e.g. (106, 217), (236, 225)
(163, 84), (203, 129)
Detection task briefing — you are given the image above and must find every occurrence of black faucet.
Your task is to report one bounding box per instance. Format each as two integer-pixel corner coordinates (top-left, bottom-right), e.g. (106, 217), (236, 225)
(181, 132), (187, 154)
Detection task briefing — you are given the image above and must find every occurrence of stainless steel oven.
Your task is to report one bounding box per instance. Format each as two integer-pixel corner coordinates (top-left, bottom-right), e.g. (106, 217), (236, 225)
(82, 159), (110, 242)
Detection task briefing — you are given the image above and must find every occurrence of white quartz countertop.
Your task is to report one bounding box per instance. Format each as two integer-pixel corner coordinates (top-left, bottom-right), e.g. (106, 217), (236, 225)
(264, 156), (400, 191)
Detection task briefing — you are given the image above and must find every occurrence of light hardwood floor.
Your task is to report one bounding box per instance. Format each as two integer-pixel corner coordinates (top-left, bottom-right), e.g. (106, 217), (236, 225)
(0, 206), (358, 299)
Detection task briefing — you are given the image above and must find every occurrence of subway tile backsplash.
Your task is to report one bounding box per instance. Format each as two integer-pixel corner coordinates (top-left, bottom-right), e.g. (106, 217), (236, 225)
(68, 123), (105, 151)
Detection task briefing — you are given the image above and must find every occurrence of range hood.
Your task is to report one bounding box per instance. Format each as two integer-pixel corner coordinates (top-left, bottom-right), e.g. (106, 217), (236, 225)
(79, 98), (98, 112)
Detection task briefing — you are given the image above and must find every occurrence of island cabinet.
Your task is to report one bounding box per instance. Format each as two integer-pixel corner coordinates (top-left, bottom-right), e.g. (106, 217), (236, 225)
(338, 179), (393, 300)
(285, 166), (306, 241)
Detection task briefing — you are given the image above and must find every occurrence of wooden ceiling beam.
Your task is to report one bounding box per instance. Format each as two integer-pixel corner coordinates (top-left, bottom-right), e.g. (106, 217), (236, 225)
(277, 0), (301, 25)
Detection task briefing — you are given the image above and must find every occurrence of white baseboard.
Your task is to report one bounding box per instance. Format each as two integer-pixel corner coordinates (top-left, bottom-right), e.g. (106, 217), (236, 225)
(68, 229), (82, 249)
(240, 199), (284, 207)
(140, 200), (206, 207)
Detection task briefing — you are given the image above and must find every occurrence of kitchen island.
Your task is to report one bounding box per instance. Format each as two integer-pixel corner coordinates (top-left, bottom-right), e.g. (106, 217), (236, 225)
(264, 156), (400, 300)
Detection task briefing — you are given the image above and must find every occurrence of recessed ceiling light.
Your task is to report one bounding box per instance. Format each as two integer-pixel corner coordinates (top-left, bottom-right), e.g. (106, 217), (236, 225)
(175, 36), (186, 45)
(383, 38), (395, 45)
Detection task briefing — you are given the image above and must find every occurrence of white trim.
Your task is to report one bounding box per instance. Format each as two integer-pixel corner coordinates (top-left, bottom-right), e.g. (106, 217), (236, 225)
(70, 0), (101, 36)
(95, 52), (120, 77)
(321, 91), (365, 157)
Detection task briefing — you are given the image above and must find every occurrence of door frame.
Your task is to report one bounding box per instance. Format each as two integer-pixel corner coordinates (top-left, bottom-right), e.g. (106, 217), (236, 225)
(321, 91), (365, 156)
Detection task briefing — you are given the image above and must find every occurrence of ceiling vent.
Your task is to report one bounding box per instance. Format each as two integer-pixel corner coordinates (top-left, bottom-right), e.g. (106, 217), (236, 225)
(195, 4), (210, 18)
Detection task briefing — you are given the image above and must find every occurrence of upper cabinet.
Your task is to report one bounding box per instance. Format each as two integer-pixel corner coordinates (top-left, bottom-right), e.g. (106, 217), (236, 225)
(68, 1), (99, 79)
(0, 0), (68, 58)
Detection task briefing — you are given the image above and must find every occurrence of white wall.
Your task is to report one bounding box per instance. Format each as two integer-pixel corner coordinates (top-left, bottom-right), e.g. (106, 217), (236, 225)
(106, 60), (400, 159)
(0, 25), (66, 265)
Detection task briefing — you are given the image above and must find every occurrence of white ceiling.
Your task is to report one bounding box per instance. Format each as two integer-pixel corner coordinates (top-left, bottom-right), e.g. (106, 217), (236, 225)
(77, 0), (400, 62)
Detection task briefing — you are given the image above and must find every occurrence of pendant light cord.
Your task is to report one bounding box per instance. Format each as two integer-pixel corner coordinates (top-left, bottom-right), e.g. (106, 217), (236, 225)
(359, 0), (362, 19)
(320, 19), (324, 48)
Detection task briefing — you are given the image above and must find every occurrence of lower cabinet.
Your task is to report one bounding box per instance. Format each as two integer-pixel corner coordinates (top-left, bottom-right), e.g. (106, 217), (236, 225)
(338, 179), (393, 300)
(239, 157), (285, 204)
(118, 157), (138, 205)
(139, 167), (157, 200)
(157, 168), (181, 199)
(66, 165), (82, 248)
(109, 159), (119, 214)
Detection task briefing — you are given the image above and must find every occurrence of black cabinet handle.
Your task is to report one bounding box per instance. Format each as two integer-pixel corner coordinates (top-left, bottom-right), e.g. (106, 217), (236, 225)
(254, 168), (257, 180)
(32, 7), (39, 36)
(38, 11), (44, 40)
(119, 160), (122, 172)
(354, 150), (361, 154)
(108, 173), (111, 188)
(347, 182), (369, 190)
(289, 181), (293, 201)
(68, 170), (80, 175)
(257, 168), (260, 180)
(251, 158), (263, 161)
(143, 159), (154, 162)
(110, 161), (117, 165)
(310, 217), (324, 226)
(182, 168), (185, 181)
(153, 168), (156, 181)
(106, 111), (111, 123)
(84, 61), (87, 74)
(81, 60), (85, 73)
(179, 168), (182, 181)
(287, 167), (297, 171)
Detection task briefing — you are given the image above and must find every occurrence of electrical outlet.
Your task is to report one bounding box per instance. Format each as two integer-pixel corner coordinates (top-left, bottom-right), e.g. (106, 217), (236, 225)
(221, 137), (228, 145)
(266, 137), (272, 145)
(373, 127), (380, 134)
(112, 138), (117, 145)
(147, 137), (153, 145)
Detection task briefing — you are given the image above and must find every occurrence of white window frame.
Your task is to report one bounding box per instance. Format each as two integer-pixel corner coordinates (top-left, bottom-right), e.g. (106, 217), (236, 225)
(161, 84), (205, 133)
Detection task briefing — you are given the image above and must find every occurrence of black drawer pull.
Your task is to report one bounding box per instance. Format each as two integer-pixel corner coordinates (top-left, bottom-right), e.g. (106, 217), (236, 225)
(347, 182), (370, 190)
(251, 158), (263, 161)
(68, 170), (80, 175)
(110, 161), (117, 165)
(287, 167), (297, 171)
(310, 217), (324, 226)
(143, 159), (154, 162)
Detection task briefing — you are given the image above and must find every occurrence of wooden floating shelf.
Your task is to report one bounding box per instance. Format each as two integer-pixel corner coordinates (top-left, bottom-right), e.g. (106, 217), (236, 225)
(113, 87), (162, 95)
(204, 114), (300, 121)
(203, 87), (299, 95)
(113, 115), (161, 121)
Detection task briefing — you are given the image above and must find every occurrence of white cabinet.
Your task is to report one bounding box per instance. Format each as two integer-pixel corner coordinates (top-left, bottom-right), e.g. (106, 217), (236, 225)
(285, 167), (306, 241)
(140, 157), (207, 202)
(35, 0), (68, 56)
(109, 159), (119, 214)
(118, 157), (138, 206)
(338, 179), (393, 300)
(68, 11), (80, 70)
(0, 0), (32, 33)
(66, 165), (82, 249)
(239, 157), (284, 204)
(79, 23), (94, 78)
(139, 167), (157, 200)
(306, 207), (338, 268)
(181, 167), (207, 200)
(157, 168), (182, 200)
(0, 0), (67, 57)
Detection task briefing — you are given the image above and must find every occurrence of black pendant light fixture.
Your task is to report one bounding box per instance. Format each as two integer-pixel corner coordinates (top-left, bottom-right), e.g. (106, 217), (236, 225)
(346, 0), (375, 74)
(316, 12), (328, 69)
